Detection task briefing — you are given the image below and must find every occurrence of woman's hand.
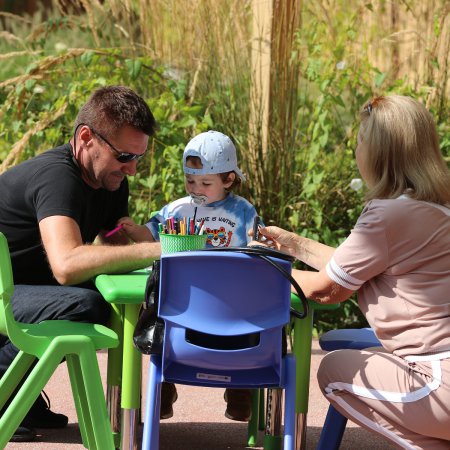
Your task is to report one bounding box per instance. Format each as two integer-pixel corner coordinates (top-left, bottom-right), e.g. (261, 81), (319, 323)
(258, 225), (336, 270)
(257, 226), (300, 257)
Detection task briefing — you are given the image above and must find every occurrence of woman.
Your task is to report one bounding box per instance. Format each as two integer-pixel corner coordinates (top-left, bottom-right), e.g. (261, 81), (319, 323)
(258, 95), (450, 449)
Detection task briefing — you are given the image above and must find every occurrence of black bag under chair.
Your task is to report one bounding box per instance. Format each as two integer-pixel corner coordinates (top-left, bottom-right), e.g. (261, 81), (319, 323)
(133, 260), (165, 355)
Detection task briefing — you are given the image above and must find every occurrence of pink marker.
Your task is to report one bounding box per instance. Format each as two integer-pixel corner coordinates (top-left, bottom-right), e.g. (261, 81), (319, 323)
(105, 224), (124, 238)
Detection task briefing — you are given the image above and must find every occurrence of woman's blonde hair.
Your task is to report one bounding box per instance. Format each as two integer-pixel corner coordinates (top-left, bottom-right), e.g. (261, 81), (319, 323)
(359, 94), (450, 205)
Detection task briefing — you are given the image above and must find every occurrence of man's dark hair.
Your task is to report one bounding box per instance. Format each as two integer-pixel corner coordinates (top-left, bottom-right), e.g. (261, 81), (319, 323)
(74, 85), (157, 139)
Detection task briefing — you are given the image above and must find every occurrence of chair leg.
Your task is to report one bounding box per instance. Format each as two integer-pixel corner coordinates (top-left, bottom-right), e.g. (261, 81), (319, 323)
(263, 388), (283, 450)
(316, 405), (348, 450)
(283, 354), (296, 450)
(0, 351), (34, 410)
(142, 355), (162, 450)
(247, 389), (260, 447)
(67, 354), (94, 449)
(0, 351), (59, 449)
(259, 388), (265, 430)
(78, 345), (115, 450)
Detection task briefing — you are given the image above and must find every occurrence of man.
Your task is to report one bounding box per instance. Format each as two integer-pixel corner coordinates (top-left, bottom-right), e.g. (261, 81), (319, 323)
(0, 86), (161, 441)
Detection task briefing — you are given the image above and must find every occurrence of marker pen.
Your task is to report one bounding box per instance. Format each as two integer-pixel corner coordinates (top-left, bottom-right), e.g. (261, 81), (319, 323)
(252, 216), (261, 241)
(105, 224), (124, 238)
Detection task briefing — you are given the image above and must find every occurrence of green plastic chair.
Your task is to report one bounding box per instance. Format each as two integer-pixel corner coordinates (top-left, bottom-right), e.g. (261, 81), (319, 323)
(0, 232), (119, 449)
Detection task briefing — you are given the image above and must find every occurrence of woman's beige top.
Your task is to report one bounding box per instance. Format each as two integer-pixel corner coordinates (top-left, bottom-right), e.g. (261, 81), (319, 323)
(326, 196), (450, 357)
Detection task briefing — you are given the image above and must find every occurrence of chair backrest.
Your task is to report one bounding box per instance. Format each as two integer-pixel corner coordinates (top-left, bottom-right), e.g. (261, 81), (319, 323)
(0, 232), (14, 336)
(0, 232), (45, 349)
(158, 250), (292, 387)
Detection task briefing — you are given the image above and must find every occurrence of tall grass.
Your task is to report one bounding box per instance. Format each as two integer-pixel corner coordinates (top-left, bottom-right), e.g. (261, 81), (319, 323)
(1, 0), (448, 233)
(0, 0), (448, 330)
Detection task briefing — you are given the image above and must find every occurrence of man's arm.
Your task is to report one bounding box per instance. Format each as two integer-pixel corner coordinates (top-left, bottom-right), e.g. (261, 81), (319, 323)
(39, 215), (160, 285)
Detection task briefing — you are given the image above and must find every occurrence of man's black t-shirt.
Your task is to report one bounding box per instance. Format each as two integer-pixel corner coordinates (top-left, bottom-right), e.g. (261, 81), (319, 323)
(0, 144), (129, 285)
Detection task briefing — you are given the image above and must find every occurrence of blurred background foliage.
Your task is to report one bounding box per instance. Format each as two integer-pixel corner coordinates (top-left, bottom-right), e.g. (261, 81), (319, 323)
(0, 0), (448, 333)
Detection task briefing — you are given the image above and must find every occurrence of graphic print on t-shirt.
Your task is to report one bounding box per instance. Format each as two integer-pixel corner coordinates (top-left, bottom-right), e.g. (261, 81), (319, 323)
(204, 226), (232, 247)
(147, 193), (259, 248)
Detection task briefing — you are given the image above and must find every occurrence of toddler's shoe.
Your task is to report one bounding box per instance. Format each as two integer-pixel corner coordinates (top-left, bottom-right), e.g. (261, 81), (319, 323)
(160, 382), (178, 419)
(224, 388), (252, 422)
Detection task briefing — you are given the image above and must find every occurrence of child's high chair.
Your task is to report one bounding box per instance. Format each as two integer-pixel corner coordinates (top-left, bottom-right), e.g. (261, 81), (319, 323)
(141, 249), (298, 450)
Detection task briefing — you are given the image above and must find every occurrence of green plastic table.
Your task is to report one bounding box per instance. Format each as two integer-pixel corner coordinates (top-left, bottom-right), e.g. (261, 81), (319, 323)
(95, 269), (150, 450)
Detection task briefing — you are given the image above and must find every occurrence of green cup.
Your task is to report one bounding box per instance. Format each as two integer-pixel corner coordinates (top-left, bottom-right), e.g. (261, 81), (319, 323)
(159, 233), (208, 254)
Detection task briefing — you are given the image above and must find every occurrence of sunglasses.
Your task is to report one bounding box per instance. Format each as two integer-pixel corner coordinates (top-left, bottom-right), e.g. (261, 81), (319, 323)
(89, 127), (146, 163)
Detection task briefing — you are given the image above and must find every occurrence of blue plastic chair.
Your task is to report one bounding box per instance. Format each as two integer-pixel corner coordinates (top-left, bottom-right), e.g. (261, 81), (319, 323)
(316, 327), (382, 450)
(141, 250), (297, 450)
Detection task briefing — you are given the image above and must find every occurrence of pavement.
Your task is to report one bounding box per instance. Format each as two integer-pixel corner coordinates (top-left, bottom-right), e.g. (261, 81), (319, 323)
(5, 340), (394, 450)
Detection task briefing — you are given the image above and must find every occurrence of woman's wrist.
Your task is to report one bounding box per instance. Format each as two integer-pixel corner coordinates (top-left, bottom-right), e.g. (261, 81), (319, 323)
(296, 235), (335, 270)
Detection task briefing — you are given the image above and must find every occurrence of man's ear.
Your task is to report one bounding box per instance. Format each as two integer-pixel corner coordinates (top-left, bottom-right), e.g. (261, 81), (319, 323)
(78, 125), (93, 146)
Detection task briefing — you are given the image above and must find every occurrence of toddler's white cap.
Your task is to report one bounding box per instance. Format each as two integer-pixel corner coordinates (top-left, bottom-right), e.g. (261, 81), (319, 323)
(183, 130), (245, 181)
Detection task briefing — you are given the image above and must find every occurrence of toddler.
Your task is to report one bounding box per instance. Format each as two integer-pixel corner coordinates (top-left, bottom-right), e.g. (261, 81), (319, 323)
(120, 130), (260, 421)
(121, 130), (258, 248)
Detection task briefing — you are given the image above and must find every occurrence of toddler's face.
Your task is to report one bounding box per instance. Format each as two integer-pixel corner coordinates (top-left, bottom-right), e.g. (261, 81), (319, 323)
(184, 173), (233, 204)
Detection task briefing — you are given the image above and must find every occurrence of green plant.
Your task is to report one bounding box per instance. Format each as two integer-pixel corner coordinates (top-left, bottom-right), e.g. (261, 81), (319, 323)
(0, 0), (448, 334)
(0, 49), (213, 222)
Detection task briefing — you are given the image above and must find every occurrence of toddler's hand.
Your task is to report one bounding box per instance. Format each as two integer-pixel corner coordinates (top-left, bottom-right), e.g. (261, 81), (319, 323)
(118, 217), (154, 243)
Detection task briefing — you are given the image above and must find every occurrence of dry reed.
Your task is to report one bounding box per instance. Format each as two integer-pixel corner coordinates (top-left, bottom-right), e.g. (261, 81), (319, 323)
(0, 103), (67, 173)
(0, 50), (41, 60)
(0, 48), (86, 89)
(0, 0), (447, 206)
